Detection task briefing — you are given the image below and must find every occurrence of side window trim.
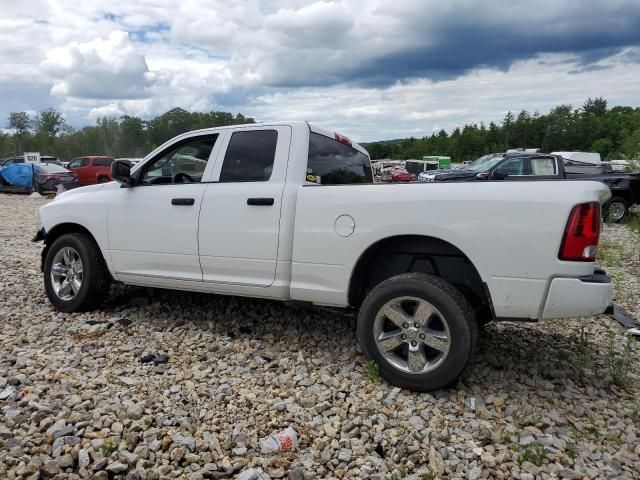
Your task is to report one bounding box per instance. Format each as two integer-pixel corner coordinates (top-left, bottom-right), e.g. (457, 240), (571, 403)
(136, 134), (219, 186)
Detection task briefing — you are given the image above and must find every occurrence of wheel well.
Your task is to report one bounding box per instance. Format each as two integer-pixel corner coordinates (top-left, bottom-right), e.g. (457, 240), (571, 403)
(348, 235), (493, 318)
(608, 191), (631, 204)
(41, 223), (98, 271)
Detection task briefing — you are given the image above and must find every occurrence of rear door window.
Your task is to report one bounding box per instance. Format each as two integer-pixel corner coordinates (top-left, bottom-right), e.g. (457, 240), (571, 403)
(530, 157), (557, 175)
(306, 133), (372, 184)
(219, 130), (278, 182)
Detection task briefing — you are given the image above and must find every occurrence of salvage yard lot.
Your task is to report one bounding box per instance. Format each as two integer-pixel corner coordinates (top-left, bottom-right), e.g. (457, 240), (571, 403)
(1, 193), (639, 479)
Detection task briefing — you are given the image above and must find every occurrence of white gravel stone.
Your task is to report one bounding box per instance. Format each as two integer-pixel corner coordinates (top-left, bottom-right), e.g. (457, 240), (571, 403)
(0, 195), (639, 479)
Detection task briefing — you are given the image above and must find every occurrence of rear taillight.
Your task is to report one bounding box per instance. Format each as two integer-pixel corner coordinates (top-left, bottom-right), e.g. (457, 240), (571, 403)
(335, 133), (352, 146)
(559, 202), (601, 261)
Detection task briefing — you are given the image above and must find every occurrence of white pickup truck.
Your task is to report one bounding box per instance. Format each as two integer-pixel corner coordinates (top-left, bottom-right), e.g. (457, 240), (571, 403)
(35, 121), (612, 391)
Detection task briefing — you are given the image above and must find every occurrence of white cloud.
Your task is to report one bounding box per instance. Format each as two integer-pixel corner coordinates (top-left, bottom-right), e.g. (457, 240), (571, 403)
(0, 0), (639, 137)
(41, 31), (151, 99)
(247, 50), (640, 141)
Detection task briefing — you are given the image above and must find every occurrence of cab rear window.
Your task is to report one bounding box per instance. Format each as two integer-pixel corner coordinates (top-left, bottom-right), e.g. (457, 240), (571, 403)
(93, 157), (113, 166)
(306, 132), (372, 185)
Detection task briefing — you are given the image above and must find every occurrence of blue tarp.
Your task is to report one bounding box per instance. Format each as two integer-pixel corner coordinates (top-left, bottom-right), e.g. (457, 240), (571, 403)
(0, 163), (35, 188)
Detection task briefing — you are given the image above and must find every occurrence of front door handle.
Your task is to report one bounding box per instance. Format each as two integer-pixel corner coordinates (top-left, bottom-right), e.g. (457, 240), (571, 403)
(172, 198), (195, 206)
(247, 197), (274, 206)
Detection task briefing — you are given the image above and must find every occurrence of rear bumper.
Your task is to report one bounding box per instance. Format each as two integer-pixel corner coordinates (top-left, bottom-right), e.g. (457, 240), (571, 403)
(541, 269), (612, 319)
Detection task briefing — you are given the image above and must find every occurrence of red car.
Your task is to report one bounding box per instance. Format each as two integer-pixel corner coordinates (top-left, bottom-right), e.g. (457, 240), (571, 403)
(391, 170), (416, 182)
(66, 156), (114, 185)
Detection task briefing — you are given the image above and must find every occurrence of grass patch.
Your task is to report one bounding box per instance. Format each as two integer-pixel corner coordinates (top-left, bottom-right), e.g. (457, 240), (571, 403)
(597, 238), (622, 268)
(479, 431), (493, 447)
(101, 439), (116, 457)
(565, 444), (578, 461)
(500, 430), (514, 444)
(622, 212), (640, 233)
(605, 332), (634, 389)
(576, 326), (591, 383)
(517, 442), (546, 467)
(366, 360), (381, 382)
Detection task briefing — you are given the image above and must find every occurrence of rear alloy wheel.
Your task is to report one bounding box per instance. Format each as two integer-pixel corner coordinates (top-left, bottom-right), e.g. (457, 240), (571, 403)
(373, 296), (451, 374)
(358, 273), (476, 391)
(603, 196), (628, 223)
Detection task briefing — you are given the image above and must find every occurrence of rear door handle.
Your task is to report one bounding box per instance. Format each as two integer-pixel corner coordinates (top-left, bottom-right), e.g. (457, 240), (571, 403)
(247, 197), (274, 206)
(171, 198), (195, 206)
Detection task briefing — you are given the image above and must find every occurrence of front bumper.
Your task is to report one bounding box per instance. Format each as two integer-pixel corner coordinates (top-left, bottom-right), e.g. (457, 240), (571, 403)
(33, 227), (46, 242)
(541, 269), (612, 319)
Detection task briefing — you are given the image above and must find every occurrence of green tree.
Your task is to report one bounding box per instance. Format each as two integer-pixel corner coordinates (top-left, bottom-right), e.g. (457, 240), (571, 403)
(582, 97), (607, 116)
(8, 111), (32, 153)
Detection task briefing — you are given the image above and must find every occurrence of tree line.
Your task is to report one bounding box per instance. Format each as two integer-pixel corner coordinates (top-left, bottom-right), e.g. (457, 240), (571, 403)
(0, 108), (254, 160)
(2, 98), (640, 163)
(363, 98), (640, 162)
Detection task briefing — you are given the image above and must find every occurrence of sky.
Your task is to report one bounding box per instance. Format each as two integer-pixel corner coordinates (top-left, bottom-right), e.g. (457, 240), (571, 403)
(2, 0), (640, 141)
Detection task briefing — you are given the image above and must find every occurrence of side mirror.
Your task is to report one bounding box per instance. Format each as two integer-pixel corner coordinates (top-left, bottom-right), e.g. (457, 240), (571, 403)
(111, 160), (134, 187)
(491, 171), (507, 180)
(475, 172), (490, 180)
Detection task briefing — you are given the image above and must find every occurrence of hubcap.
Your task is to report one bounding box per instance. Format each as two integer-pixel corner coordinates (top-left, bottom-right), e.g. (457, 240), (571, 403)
(50, 247), (83, 301)
(373, 296), (451, 374)
(609, 202), (625, 221)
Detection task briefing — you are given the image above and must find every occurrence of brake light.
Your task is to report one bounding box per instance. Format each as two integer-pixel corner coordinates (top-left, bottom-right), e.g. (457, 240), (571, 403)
(335, 133), (352, 146)
(559, 202), (601, 261)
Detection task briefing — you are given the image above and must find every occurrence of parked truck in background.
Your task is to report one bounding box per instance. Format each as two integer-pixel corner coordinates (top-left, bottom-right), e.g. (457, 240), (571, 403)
(66, 156), (114, 186)
(418, 151), (640, 222)
(34, 122), (612, 391)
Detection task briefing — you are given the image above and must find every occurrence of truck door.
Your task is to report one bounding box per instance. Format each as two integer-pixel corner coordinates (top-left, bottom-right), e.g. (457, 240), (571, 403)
(107, 134), (219, 281)
(67, 157), (90, 185)
(198, 126), (292, 286)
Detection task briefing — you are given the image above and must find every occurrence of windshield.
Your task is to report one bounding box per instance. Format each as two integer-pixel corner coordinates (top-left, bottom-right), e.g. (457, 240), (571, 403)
(36, 164), (68, 173)
(466, 154), (504, 172)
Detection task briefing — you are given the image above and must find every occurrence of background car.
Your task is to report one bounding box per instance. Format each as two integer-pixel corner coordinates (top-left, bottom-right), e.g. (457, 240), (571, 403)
(114, 157), (143, 166)
(391, 170), (416, 182)
(66, 156), (114, 185)
(34, 164), (78, 193)
(1, 155), (63, 167)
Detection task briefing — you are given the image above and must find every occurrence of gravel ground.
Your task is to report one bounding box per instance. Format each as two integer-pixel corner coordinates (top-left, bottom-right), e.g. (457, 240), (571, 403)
(1, 193), (639, 480)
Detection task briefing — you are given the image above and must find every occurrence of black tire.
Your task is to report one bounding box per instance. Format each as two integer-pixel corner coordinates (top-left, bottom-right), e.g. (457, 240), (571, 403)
(43, 233), (111, 312)
(97, 177), (109, 184)
(603, 196), (628, 223)
(357, 273), (476, 392)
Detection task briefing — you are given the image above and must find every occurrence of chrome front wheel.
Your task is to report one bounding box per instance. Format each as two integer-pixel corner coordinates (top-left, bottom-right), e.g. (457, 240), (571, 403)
(50, 246), (83, 300)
